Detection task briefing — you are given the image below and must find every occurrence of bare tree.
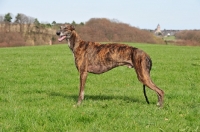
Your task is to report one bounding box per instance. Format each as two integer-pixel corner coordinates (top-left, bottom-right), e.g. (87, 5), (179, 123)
(0, 15), (4, 23)
(0, 15), (4, 32)
(14, 13), (35, 33)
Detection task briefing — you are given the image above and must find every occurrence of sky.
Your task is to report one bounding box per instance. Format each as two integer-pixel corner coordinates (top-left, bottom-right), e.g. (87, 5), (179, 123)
(0, 0), (200, 30)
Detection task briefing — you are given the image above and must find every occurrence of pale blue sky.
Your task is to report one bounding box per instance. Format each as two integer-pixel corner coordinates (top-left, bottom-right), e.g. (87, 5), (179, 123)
(0, 0), (200, 30)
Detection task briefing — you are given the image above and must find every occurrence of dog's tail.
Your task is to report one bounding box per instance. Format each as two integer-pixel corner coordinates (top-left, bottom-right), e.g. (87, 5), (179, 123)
(143, 84), (150, 104)
(143, 55), (152, 104)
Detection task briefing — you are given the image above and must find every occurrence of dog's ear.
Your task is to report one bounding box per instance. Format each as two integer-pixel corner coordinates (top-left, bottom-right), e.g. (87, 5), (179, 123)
(70, 25), (75, 30)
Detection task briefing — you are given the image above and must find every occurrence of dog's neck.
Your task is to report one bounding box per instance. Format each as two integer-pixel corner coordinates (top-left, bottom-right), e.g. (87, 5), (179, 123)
(67, 31), (82, 52)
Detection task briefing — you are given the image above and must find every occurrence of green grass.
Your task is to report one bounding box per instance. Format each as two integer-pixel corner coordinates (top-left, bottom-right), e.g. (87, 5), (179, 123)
(163, 36), (176, 41)
(0, 44), (200, 132)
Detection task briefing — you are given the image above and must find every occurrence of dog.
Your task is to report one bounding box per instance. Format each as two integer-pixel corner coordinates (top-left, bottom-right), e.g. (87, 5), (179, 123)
(56, 24), (164, 107)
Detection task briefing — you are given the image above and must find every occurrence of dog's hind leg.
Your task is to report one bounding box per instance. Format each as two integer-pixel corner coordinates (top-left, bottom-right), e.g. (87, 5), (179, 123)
(77, 71), (88, 105)
(134, 55), (164, 107)
(142, 78), (164, 107)
(136, 70), (164, 106)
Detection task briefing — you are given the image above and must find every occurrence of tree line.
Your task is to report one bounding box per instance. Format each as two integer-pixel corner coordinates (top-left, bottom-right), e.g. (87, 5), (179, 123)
(2, 12), (199, 47)
(174, 30), (200, 46)
(0, 13), (88, 47)
(0, 13), (84, 31)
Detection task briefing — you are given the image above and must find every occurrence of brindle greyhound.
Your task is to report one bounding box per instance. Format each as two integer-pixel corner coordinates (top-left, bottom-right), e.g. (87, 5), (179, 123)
(56, 24), (164, 107)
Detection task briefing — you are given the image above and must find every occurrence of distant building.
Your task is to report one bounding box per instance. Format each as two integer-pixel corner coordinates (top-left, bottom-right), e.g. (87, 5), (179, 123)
(142, 24), (182, 36)
(152, 24), (180, 37)
(162, 29), (180, 37)
(154, 24), (162, 35)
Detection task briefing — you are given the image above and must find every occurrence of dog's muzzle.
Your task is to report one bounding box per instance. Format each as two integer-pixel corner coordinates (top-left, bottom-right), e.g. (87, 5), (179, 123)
(56, 31), (67, 42)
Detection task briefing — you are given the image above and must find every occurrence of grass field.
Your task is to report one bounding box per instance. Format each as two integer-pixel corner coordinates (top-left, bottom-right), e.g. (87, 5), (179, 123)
(0, 43), (200, 131)
(163, 36), (176, 41)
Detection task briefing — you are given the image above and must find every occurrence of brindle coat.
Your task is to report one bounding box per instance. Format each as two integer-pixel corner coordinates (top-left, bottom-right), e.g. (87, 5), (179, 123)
(56, 24), (164, 107)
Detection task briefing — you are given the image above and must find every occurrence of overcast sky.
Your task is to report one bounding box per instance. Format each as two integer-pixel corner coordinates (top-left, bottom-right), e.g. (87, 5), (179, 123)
(0, 0), (200, 30)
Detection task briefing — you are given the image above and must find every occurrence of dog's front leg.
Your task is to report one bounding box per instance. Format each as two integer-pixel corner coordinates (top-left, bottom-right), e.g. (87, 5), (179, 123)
(77, 71), (88, 105)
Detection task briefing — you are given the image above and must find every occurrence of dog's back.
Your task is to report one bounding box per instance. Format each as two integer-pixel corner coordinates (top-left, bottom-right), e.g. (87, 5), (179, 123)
(74, 41), (138, 73)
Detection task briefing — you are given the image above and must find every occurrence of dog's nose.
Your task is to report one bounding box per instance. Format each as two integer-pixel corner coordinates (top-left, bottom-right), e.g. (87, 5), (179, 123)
(56, 31), (60, 36)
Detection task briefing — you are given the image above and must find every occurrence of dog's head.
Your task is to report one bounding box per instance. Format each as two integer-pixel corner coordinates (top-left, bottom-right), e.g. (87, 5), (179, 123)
(56, 24), (75, 42)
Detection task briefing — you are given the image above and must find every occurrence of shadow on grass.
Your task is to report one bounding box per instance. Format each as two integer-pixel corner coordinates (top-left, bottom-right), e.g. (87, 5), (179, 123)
(48, 91), (144, 104)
